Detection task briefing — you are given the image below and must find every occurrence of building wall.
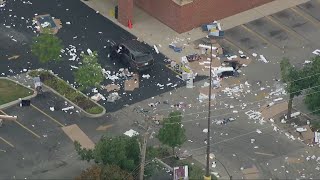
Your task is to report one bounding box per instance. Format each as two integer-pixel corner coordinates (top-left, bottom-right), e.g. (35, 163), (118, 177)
(134, 0), (274, 33)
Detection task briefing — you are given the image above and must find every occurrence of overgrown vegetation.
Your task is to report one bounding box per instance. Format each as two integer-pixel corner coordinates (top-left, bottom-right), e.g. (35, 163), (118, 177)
(29, 70), (103, 114)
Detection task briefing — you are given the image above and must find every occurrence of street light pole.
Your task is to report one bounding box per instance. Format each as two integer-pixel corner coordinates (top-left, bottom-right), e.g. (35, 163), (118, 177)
(204, 42), (213, 180)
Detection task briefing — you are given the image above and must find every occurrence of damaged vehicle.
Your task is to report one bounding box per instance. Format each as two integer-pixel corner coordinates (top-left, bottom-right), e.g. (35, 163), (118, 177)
(109, 40), (155, 72)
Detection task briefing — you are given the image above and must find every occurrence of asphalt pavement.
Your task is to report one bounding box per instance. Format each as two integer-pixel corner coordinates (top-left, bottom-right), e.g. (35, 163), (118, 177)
(0, 0), (205, 112)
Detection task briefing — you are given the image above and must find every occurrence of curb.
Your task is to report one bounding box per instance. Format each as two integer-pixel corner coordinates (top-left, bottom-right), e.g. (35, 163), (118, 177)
(29, 71), (106, 118)
(0, 77), (37, 110)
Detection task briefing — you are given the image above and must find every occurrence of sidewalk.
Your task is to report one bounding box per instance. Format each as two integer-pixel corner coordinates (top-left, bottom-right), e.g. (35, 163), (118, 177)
(81, 0), (309, 63)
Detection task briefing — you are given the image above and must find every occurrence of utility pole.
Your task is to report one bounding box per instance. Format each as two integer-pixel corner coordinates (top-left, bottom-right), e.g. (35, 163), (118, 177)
(204, 42), (213, 180)
(139, 118), (151, 180)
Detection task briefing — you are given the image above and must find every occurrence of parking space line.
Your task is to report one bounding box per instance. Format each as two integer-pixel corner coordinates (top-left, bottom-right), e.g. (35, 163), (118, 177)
(240, 24), (282, 50)
(30, 104), (65, 127)
(0, 110), (41, 139)
(254, 152), (275, 156)
(0, 137), (14, 148)
(266, 16), (308, 43)
(290, 7), (320, 28)
(220, 38), (252, 58)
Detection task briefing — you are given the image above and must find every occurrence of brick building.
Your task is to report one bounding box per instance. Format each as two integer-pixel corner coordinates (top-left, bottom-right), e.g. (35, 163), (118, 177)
(118, 0), (274, 33)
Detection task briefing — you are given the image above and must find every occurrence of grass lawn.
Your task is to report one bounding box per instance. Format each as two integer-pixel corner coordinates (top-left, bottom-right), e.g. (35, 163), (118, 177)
(0, 78), (33, 105)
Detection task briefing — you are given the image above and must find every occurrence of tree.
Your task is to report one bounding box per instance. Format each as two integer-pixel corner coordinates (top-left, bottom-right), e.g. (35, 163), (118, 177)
(280, 58), (305, 120)
(74, 135), (140, 172)
(75, 164), (134, 180)
(31, 30), (63, 64)
(157, 111), (186, 154)
(302, 56), (320, 114)
(74, 52), (104, 90)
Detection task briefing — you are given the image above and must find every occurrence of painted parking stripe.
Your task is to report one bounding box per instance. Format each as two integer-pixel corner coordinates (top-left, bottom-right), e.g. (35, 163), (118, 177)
(0, 137), (14, 148)
(290, 7), (320, 28)
(31, 104), (65, 127)
(266, 15), (308, 43)
(0, 110), (41, 139)
(240, 24), (282, 50)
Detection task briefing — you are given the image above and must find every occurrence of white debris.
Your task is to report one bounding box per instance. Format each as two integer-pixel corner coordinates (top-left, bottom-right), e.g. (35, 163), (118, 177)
(273, 98), (283, 102)
(284, 112), (301, 119)
(258, 55), (268, 63)
(232, 110), (238, 113)
(203, 128), (208, 133)
(304, 60), (312, 64)
(238, 50), (244, 54)
(211, 162), (216, 168)
(188, 139), (193, 143)
(296, 127), (307, 132)
(256, 129), (262, 134)
(87, 48), (93, 56)
(251, 139), (255, 143)
(92, 88), (98, 93)
(142, 74), (150, 79)
(91, 93), (106, 101)
(281, 119), (287, 123)
(50, 107), (55, 111)
(124, 129), (139, 137)
(107, 92), (121, 102)
(70, 65), (78, 69)
(62, 106), (74, 111)
(312, 49), (320, 55)
(252, 53), (258, 57)
(153, 45), (159, 54)
(156, 83), (164, 87)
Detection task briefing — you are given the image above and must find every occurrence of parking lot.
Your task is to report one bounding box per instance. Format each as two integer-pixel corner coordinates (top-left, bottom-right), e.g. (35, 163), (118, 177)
(217, 1), (320, 74)
(140, 1), (320, 179)
(0, 0), (208, 112)
(0, 89), (123, 179)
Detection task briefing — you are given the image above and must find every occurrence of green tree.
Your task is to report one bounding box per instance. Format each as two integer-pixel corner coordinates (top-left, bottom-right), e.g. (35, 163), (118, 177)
(157, 111), (186, 154)
(280, 58), (305, 120)
(74, 135), (140, 172)
(74, 52), (104, 90)
(75, 164), (134, 180)
(31, 30), (63, 64)
(302, 56), (320, 115)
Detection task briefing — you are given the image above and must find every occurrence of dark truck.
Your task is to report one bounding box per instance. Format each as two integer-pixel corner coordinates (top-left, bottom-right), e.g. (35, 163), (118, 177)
(110, 40), (155, 72)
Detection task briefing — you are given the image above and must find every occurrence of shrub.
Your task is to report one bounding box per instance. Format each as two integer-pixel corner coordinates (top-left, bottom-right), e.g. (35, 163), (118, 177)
(29, 70), (104, 114)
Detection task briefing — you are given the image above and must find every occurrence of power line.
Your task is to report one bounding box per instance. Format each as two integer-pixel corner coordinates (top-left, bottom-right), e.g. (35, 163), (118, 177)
(152, 83), (320, 121)
(143, 107), (320, 166)
(164, 86), (320, 125)
(152, 71), (320, 113)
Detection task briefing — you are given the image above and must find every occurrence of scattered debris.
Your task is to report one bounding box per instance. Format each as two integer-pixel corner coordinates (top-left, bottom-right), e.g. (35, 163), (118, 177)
(8, 55), (20, 60)
(91, 93), (106, 102)
(103, 84), (120, 92)
(124, 129), (139, 137)
(62, 106), (74, 111)
(312, 49), (320, 55)
(142, 74), (151, 79)
(50, 107), (55, 111)
(107, 92), (121, 102)
(258, 55), (268, 63)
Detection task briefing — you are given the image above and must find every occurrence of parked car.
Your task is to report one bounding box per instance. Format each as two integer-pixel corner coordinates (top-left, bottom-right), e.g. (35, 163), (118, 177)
(109, 40), (154, 72)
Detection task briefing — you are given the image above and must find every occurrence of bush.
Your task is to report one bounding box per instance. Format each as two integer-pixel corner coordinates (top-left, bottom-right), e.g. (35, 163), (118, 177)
(29, 70), (104, 114)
